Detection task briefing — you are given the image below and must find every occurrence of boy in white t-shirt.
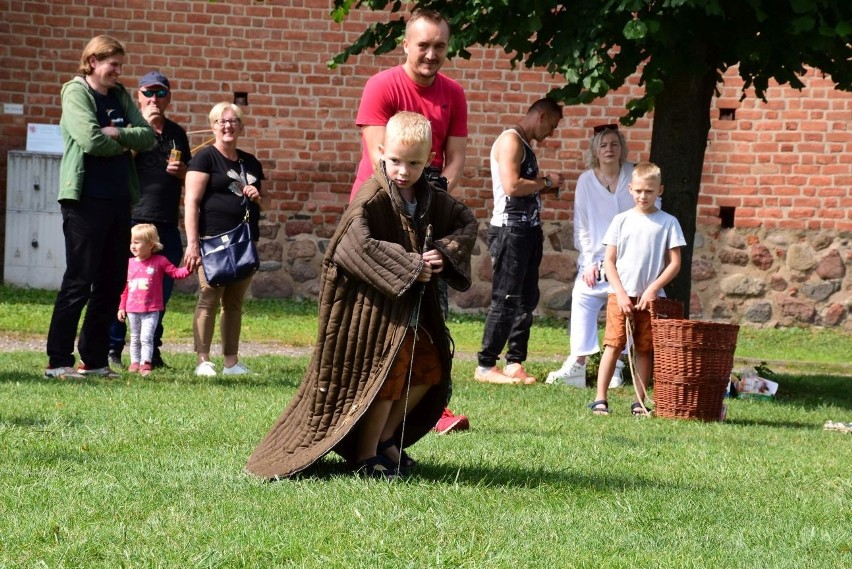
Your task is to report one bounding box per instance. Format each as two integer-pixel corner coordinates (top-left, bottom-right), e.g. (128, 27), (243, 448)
(589, 162), (686, 416)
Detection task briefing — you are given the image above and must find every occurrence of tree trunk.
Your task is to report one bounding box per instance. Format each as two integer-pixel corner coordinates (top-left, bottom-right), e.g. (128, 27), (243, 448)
(649, 68), (717, 317)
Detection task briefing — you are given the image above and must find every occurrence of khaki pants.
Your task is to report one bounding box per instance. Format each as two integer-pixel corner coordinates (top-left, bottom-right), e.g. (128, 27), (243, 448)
(193, 267), (253, 356)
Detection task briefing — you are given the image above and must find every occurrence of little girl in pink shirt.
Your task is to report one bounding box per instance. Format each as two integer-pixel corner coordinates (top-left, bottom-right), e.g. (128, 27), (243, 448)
(118, 224), (191, 375)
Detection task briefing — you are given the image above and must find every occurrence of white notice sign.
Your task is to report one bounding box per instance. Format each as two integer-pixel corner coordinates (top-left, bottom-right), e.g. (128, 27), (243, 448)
(26, 124), (64, 154)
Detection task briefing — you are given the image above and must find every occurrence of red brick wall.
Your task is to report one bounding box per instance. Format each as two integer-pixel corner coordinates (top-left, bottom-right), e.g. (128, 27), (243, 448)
(1, 0), (850, 234)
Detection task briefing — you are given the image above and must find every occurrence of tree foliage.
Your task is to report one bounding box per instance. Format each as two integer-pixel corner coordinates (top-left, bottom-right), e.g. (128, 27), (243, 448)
(330, 0), (852, 124)
(330, 0), (852, 308)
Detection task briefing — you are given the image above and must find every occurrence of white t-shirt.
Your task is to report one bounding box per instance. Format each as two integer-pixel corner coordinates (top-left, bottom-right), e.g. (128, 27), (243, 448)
(602, 208), (686, 297)
(573, 163), (637, 268)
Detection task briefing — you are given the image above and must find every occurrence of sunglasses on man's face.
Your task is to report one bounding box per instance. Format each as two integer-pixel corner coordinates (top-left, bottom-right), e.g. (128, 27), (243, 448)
(141, 89), (169, 98)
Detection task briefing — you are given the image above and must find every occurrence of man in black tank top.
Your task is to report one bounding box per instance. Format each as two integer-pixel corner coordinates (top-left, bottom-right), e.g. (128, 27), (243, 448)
(475, 98), (563, 385)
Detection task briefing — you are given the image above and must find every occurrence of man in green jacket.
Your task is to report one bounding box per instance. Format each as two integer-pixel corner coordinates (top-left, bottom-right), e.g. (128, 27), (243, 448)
(45, 35), (155, 379)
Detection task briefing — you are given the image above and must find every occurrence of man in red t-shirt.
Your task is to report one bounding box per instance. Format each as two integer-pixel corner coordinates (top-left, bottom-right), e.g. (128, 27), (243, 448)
(350, 10), (468, 201)
(351, 10), (470, 434)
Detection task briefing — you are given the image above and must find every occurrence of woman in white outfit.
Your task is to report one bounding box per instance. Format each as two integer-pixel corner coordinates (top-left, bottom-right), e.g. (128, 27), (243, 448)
(546, 125), (634, 387)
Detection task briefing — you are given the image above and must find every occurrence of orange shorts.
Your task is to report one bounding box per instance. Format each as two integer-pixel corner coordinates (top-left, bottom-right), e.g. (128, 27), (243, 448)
(378, 327), (441, 401)
(603, 294), (653, 353)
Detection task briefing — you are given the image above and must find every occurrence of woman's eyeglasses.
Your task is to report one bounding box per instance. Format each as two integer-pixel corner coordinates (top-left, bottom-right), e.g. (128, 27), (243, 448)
(140, 89), (169, 98)
(215, 118), (241, 127)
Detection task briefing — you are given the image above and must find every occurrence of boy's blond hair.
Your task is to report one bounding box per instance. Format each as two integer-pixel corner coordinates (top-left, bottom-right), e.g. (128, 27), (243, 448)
(632, 161), (662, 185)
(131, 223), (164, 252)
(385, 111), (432, 149)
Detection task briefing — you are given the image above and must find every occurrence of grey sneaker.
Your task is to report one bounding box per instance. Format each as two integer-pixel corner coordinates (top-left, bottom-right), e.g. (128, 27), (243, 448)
(545, 357), (586, 387)
(44, 366), (84, 380)
(77, 365), (120, 379)
(108, 351), (123, 369)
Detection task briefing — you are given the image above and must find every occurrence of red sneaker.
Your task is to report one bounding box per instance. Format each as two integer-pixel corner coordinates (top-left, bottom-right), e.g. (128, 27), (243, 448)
(433, 407), (470, 434)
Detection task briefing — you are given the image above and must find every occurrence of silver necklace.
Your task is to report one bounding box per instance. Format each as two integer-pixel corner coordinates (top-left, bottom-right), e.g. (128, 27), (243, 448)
(597, 168), (619, 191)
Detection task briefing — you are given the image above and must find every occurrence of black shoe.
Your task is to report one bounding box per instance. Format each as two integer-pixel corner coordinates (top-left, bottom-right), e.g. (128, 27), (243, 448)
(357, 455), (403, 481)
(108, 352), (123, 369)
(151, 354), (168, 369)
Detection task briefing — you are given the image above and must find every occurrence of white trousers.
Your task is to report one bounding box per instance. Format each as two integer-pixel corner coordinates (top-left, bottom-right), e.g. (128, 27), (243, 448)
(569, 269), (612, 357)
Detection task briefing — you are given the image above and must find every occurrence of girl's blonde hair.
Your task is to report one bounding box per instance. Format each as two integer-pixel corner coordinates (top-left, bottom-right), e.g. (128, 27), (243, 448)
(131, 224), (163, 252)
(78, 35), (125, 75)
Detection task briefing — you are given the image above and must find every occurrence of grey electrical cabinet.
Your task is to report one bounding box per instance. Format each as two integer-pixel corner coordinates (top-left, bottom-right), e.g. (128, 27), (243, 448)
(4, 150), (65, 290)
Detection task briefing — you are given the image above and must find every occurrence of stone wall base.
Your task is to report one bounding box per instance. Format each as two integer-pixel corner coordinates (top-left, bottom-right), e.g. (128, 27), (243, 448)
(175, 221), (851, 331)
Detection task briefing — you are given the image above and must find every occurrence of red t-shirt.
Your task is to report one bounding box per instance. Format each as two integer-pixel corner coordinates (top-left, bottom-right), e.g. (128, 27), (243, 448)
(351, 65), (468, 199)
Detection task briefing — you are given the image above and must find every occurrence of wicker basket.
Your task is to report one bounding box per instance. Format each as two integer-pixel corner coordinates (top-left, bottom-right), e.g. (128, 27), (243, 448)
(650, 298), (685, 320)
(651, 319), (740, 421)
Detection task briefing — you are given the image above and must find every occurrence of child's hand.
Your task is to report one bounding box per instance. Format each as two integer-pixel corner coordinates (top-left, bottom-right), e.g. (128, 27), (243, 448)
(616, 292), (634, 315)
(422, 249), (444, 274)
(117, 309), (126, 322)
(415, 260), (434, 282)
(636, 290), (658, 311)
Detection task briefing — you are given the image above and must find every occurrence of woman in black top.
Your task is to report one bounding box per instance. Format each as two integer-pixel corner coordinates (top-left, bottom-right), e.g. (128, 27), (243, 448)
(183, 102), (264, 377)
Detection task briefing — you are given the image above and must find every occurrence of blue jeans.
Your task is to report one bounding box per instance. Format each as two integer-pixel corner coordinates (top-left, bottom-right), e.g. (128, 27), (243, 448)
(477, 224), (543, 368)
(47, 197), (131, 368)
(108, 222), (183, 357)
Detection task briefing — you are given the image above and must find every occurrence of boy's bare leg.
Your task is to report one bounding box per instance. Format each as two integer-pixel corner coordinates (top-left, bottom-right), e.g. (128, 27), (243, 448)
(595, 345), (621, 403)
(356, 399), (393, 463)
(380, 385), (430, 463)
(633, 351), (651, 403)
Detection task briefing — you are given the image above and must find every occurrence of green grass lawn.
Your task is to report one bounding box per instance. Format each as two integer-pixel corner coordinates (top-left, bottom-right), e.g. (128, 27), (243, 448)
(1, 285), (850, 567)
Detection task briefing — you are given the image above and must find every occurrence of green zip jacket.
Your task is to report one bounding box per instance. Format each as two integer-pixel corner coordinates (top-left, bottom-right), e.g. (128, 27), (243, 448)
(58, 76), (155, 204)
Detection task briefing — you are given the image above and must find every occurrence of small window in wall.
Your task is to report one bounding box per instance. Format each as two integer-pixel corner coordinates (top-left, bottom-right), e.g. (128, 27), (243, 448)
(234, 92), (249, 106)
(719, 206), (736, 228)
(719, 108), (736, 121)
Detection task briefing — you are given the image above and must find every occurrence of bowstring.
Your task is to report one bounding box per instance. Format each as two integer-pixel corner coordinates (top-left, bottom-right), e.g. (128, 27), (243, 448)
(625, 314), (650, 415)
(397, 223), (433, 475)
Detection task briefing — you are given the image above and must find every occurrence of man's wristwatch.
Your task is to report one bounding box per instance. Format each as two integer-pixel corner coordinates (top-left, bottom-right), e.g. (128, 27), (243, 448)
(542, 176), (552, 190)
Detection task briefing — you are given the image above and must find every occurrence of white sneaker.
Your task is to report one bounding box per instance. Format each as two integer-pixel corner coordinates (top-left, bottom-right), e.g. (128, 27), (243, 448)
(223, 362), (251, 376)
(545, 357), (586, 387)
(609, 359), (625, 389)
(195, 361), (217, 377)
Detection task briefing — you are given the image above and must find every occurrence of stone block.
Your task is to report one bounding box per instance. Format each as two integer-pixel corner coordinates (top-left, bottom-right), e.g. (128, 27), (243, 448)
(749, 244), (773, 270)
(744, 301), (773, 323)
(288, 239), (317, 260)
(816, 249), (845, 280)
(251, 271), (293, 298)
(786, 243), (817, 271)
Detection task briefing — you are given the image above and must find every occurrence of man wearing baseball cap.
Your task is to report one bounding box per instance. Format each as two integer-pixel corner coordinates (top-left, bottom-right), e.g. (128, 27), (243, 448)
(108, 71), (192, 369)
